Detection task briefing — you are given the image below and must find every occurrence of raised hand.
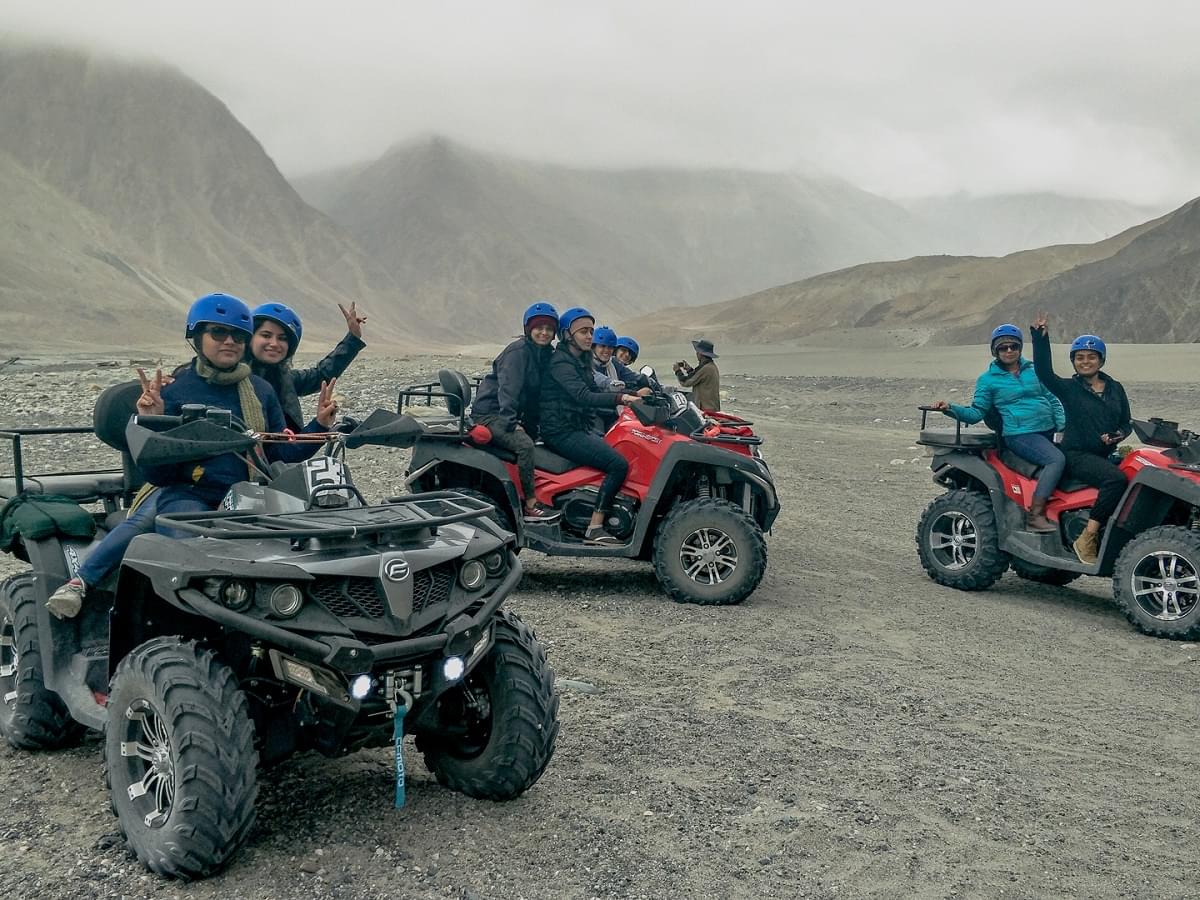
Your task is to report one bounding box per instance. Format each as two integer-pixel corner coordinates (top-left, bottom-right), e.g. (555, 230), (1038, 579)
(338, 302), (367, 339)
(1031, 311), (1048, 335)
(135, 367), (166, 416)
(316, 378), (339, 429)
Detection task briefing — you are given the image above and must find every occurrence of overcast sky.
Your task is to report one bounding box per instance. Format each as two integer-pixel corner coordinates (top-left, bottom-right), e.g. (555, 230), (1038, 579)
(6, 1), (1198, 205)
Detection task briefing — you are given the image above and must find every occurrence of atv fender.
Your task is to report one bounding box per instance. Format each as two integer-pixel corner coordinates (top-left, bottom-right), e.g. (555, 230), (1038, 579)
(930, 451), (1025, 536)
(17, 535), (108, 730)
(406, 444), (525, 538)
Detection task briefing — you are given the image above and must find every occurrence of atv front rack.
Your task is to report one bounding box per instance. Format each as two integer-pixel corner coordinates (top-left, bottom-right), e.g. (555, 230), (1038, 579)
(158, 491), (498, 540)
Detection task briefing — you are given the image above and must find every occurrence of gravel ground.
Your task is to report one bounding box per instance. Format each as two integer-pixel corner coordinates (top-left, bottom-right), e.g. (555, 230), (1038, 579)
(0, 355), (1197, 899)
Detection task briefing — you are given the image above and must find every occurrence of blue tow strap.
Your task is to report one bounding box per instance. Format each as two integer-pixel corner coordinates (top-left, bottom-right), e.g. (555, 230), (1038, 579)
(394, 703), (408, 808)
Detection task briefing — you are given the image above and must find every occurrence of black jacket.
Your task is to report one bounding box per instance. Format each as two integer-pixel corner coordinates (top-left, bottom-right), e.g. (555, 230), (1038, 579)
(594, 356), (650, 390)
(540, 343), (622, 439)
(252, 333), (365, 431)
(1031, 329), (1131, 456)
(470, 337), (553, 434)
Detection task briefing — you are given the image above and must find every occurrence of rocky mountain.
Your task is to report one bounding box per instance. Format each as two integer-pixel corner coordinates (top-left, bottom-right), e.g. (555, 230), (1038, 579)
(0, 42), (425, 352)
(619, 208), (1174, 346)
(294, 137), (939, 334)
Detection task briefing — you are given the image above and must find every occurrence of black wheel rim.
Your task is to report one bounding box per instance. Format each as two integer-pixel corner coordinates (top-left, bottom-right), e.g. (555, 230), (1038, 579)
(117, 698), (176, 828)
(1130, 550), (1200, 622)
(679, 526), (739, 585)
(439, 676), (493, 759)
(928, 511), (978, 571)
(0, 611), (16, 709)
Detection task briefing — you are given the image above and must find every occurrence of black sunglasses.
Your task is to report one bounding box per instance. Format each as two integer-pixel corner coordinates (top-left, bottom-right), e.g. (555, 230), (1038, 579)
(994, 343), (1021, 353)
(206, 326), (248, 344)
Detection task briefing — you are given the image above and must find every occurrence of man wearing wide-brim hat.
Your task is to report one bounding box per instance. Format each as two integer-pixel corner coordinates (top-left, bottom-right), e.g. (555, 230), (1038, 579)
(673, 338), (721, 411)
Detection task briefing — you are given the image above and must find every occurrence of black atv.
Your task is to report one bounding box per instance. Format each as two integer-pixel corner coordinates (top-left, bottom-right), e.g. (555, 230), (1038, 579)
(397, 369), (778, 605)
(0, 383), (559, 879)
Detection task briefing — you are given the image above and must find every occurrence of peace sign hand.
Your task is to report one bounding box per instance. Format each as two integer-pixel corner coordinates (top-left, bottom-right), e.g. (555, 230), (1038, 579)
(316, 379), (339, 429)
(135, 367), (166, 416)
(338, 302), (367, 339)
(1031, 311), (1049, 336)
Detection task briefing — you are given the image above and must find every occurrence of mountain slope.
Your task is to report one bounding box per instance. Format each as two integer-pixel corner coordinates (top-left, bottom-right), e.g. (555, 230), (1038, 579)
(0, 42), (425, 348)
(619, 212), (1166, 346)
(299, 136), (934, 335)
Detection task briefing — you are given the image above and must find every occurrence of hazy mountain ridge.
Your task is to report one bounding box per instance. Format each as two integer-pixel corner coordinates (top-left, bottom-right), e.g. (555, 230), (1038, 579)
(619, 209), (1175, 345)
(0, 42), (427, 350)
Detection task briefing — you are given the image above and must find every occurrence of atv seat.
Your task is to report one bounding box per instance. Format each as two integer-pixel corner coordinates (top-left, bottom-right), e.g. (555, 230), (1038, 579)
(0, 471), (126, 502)
(998, 449), (1093, 492)
(475, 442), (578, 475)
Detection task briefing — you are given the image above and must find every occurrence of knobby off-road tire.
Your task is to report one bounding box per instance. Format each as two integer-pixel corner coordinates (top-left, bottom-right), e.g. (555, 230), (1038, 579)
(105, 638), (258, 879)
(0, 573), (81, 750)
(652, 498), (767, 605)
(916, 489), (1010, 591)
(1010, 559), (1082, 587)
(417, 609), (558, 800)
(1112, 526), (1200, 640)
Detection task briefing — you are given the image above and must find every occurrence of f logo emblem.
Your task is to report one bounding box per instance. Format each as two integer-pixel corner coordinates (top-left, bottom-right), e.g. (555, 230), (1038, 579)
(384, 558), (410, 581)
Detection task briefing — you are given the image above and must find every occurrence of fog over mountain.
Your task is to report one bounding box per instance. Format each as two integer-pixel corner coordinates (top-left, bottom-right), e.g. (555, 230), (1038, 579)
(0, 40), (1192, 350)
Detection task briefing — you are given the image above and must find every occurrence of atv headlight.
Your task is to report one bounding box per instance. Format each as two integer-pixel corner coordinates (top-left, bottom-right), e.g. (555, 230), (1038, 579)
(458, 560), (487, 591)
(482, 551), (506, 576)
(220, 579), (252, 612)
(268, 583), (304, 618)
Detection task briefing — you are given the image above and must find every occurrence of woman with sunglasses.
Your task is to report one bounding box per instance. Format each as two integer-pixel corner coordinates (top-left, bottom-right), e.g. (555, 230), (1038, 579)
(47, 293), (335, 618)
(1030, 313), (1131, 564)
(930, 324), (1067, 533)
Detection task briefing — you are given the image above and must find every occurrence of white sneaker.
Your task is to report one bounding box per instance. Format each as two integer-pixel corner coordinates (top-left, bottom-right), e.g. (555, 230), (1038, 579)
(47, 577), (86, 619)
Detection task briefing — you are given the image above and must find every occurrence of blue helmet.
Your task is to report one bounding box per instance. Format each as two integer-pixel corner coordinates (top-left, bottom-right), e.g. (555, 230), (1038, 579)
(615, 336), (640, 362)
(989, 323), (1023, 354)
(593, 326), (618, 348)
(252, 301), (303, 358)
(186, 293), (252, 340)
(558, 306), (595, 340)
(523, 301), (559, 332)
(1070, 334), (1106, 363)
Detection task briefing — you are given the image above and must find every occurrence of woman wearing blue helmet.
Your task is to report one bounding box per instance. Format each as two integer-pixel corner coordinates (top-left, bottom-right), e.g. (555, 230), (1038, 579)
(47, 293), (330, 618)
(1031, 313), (1131, 563)
(469, 301), (562, 522)
(614, 336), (640, 367)
(540, 307), (650, 544)
(931, 324), (1067, 532)
(248, 300), (365, 431)
(592, 326), (650, 431)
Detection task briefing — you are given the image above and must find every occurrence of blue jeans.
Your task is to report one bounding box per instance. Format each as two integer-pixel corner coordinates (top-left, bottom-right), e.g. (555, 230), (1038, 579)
(1004, 431), (1066, 500)
(78, 486), (211, 587)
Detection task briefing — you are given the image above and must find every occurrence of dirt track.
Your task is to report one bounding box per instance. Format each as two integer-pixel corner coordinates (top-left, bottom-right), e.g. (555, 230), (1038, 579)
(0, 357), (1197, 899)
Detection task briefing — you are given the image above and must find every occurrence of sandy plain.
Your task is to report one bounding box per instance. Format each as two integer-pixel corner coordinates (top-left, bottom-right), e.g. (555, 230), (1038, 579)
(0, 341), (1196, 899)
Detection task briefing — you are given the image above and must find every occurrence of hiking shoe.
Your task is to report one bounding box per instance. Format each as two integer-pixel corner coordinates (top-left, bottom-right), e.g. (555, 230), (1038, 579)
(524, 503), (561, 523)
(584, 527), (621, 545)
(1073, 530), (1100, 565)
(47, 577), (86, 619)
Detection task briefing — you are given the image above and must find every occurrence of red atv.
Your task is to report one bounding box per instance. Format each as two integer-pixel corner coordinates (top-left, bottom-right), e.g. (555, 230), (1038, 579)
(915, 407), (1200, 639)
(399, 369), (779, 605)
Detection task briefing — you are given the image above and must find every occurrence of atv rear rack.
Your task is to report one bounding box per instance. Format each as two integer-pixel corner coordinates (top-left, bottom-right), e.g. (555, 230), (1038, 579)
(915, 406), (998, 450)
(0, 425), (127, 501)
(157, 491), (498, 540)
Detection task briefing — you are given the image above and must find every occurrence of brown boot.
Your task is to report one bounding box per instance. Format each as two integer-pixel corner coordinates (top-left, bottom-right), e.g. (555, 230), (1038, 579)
(1026, 498), (1056, 533)
(1073, 529), (1100, 564)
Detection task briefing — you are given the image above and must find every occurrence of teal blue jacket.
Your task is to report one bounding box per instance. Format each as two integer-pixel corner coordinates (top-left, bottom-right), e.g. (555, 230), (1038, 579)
(947, 358), (1066, 436)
